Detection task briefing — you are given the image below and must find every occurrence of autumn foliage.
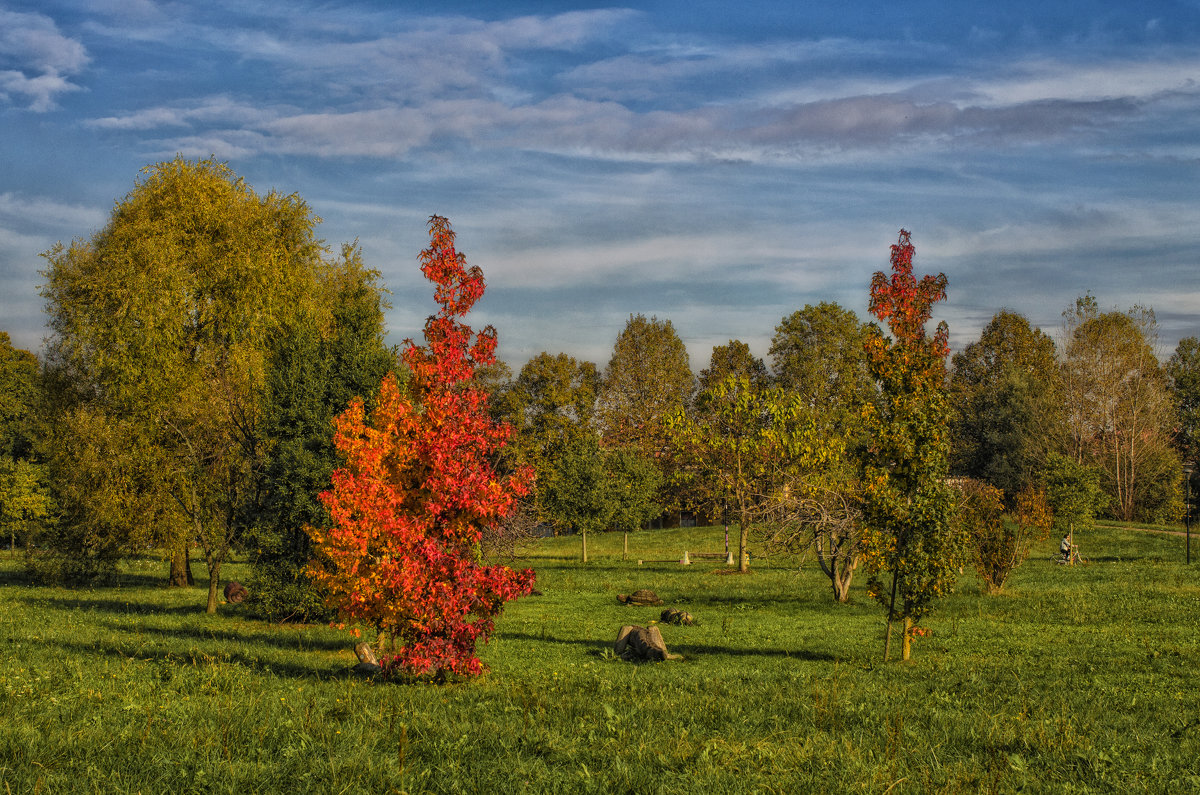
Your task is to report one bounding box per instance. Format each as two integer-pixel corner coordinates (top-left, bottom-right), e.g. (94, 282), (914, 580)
(956, 480), (1053, 594)
(861, 230), (963, 661)
(307, 216), (534, 679)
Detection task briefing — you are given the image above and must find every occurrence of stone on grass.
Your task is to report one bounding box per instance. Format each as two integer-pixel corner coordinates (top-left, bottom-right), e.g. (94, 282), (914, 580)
(616, 589), (663, 606)
(614, 625), (682, 662)
(660, 607), (696, 626)
(223, 581), (248, 603)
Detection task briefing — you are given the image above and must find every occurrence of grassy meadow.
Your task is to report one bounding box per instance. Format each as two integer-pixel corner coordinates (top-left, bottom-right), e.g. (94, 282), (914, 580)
(1, 522), (1199, 793)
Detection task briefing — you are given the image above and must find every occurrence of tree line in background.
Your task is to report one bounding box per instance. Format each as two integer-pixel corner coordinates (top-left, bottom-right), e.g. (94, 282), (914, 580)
(2, 158), (1199, 665)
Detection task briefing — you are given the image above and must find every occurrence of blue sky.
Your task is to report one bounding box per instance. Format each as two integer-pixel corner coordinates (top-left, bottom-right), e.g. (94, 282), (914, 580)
(2, 1), (1199, 371)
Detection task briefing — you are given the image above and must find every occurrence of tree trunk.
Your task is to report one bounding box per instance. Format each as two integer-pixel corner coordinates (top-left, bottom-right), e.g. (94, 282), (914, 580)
(833, 567), (852, 603)
(901, 616), (913, 661)
(738, 513), (750, 573)
(581, 529), (588, 563)
(169, 541), (194, 587)
(883, 572), (899, 662)
(623, 530), (628, 561)
(206, 554), (220, 614)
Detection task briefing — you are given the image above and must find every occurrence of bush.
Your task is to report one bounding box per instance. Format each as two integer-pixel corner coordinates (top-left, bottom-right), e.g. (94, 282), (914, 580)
(956, 479), (1052, 594)
(245, 558), (333, 624)
(1130, 443), (1183, 525)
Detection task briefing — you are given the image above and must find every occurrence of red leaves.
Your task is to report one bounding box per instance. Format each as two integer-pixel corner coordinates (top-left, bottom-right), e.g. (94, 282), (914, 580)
(868, 229), (949, 358)
(308, 215), (534, 679)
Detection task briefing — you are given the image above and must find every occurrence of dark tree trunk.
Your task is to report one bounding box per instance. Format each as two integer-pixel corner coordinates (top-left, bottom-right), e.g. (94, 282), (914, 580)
(205, 555), (221, 614)
(169, 541), (194, 587)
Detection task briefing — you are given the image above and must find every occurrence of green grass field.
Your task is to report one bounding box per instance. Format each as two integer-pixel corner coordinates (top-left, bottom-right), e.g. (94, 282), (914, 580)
(1, 523), (1198, 793)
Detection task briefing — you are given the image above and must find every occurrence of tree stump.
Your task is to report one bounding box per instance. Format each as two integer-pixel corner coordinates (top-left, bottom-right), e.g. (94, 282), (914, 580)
(614, 625), (682, 661)
(222, 581), (248, 603)
(352, 641), (383, 675)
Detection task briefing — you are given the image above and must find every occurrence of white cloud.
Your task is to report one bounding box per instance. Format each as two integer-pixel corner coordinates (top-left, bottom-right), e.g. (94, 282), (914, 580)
(74, 3), (1200, 167)
(968, 56), (1200, 107)
(563, 38), (884, 101)
(932, 200), (1200, 260)
(263, 108), (436, 157)
(0, 192), (107, 234)
(87, 96), (280, 130)
(0, 10), (89, 111)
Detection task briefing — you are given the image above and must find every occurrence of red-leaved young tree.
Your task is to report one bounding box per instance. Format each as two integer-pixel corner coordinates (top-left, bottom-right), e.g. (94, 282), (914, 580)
(307, 216), (535, 679)
(861, 229), (964, 661)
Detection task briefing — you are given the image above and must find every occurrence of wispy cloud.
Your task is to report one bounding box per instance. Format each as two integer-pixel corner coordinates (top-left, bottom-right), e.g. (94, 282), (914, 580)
(0, 9), (89, 111)
(6, 2), (1200, 362)
(81, 27), (1198, 166)
(0, 192), (107, 235)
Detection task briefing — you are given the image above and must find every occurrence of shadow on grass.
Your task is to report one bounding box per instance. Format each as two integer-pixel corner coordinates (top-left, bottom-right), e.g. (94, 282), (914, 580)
(0, 560), (186, 590)
(20, 594), (212, 617)
(495, 629), (839, 662)
(669, 643), (839, 662)
(95, 619), (348, 653)
(496, 630), (612, 655)
(53, 637), (343, 681)
(676, 593), (813, 608)
(0, 568), (36, 587)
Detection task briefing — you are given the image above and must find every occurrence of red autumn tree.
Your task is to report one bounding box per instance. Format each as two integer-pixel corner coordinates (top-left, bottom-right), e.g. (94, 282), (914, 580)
(307, 215), (534, 679)
(860, 229), (965, 661)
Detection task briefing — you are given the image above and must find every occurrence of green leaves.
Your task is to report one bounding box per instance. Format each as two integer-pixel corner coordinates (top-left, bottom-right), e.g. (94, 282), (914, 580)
(541, 435), (661, 539)
(596, 314), (693, 455)
(37, 157), (337, 604)
(860, 231), (959, 659)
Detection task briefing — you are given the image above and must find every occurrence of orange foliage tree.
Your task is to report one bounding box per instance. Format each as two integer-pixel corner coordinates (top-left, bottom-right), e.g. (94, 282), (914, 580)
(307, 216), (534, 678)
(861, 229), (965, 661)
(956, 480), (1053, 594)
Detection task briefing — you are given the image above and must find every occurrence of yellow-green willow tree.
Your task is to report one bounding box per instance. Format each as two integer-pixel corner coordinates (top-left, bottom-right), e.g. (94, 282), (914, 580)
(41, 158), (328, 609)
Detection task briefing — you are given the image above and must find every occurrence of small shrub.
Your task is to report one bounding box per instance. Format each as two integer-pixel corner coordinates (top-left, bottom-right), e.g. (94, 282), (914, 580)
(957, 480), (1051, 594)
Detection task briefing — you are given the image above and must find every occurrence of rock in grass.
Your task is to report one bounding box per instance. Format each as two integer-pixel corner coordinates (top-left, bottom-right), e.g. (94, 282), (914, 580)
(223, 581), (248, 603)
(614, 625), (682, 662)
(616, 589), (663, 606)
(660, 607), (696, 625)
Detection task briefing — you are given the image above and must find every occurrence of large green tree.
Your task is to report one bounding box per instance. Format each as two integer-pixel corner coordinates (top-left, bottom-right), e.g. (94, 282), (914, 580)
(0, 333), (47, 554)
(40, 157), (330, 608)
(667, 374), (795, 573)
(605, 447), (662, 559)
(596, 314), (694, 456)
(1060, 300), (1177, 523)
(698, 340), (770, 393)
(541, 434), (660, 563)
(246, 247), (395, 621)
(498, 351), (600, 520)
(1168, 337), (1200, 502)
(0, 332), (39, 462)
(0, 457), (50, 553)
(949, 310), (1064, 499)
(770, 302), (873, 415)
